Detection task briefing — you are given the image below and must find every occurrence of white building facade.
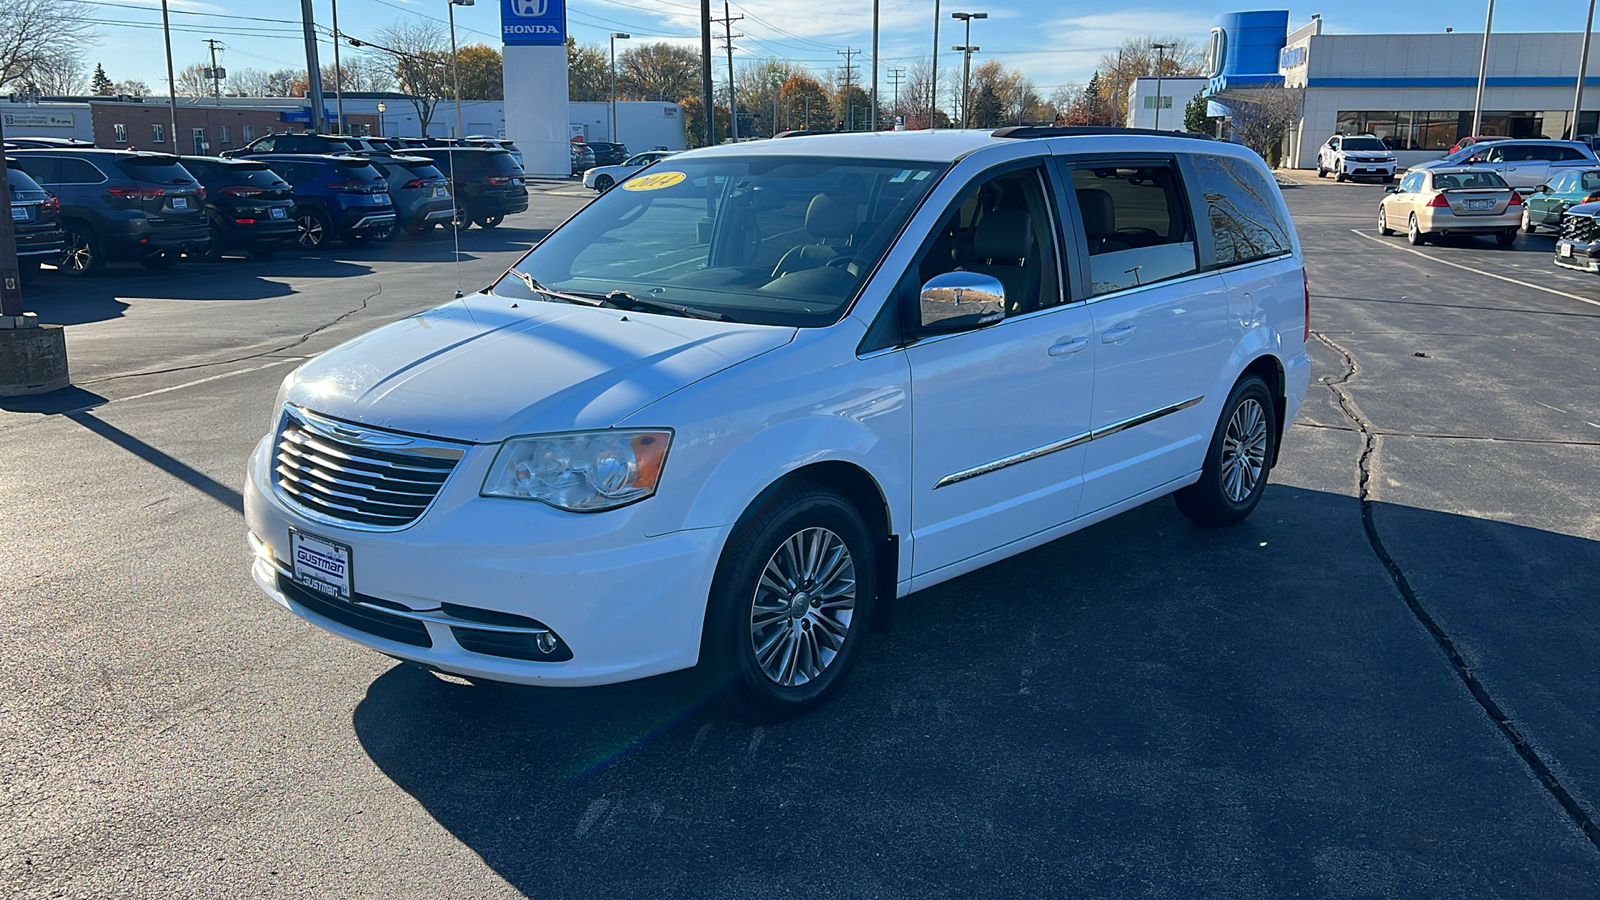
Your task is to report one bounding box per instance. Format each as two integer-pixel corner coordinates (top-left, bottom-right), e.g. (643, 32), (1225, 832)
(1125, 77), (1208, 131)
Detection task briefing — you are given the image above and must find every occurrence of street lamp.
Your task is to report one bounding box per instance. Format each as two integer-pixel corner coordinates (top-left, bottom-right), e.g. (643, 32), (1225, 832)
(447, 0), (473, 140)
(1151, 42), (1175, 131)
(610, 32), (630, 144)
(951, 12), (986, 128)
(377, 101), (386, 136)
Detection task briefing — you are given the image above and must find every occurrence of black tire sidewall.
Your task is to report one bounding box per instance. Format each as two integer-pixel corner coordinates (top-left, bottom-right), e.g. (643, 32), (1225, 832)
(1176, 376), (1277, 526)
(704, 484), (877, 720)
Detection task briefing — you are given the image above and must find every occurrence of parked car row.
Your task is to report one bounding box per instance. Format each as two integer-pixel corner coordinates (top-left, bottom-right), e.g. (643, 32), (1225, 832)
(4, 142), (529, 275)
(582, 149), (678, 192)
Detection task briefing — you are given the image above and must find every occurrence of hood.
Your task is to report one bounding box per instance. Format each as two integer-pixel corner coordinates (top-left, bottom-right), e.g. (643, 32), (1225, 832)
(1564, 201), (1600, 218)
(284, 294), (795, 443)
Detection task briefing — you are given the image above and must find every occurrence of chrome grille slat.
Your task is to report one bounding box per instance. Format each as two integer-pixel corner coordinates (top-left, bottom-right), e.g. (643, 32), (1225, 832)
(271, 406), (465, 530)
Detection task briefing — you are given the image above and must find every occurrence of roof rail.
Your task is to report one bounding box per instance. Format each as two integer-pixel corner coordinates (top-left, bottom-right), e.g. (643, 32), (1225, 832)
(772, 130), (837, 138)
(991, 125), (1214, 141)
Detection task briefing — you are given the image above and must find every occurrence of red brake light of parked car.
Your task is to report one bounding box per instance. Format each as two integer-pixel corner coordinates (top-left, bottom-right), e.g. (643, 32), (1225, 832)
(485, 175), (513, 185)
(1508, 191), (1523, 206)
(196, 186), (206, 200)
(1425, 193), (1450, 208)
(1585, 192), (1600, 204)
(222, 185), (265, 197)
(45, 196), (59, 213)
(399, 178), (430, 189)
(107, 186), (163, 199)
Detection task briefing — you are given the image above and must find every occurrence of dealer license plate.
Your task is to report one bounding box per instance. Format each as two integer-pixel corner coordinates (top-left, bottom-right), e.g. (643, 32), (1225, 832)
(171, 197), (188, 210)
(1465, 199), (1494, 211)
(1561, 243), (1574, 258)
(270, 206), (287, 219)
(10, 205), (26, 221)
(290, 530), (353, 600)
(434, 186), (448, 197)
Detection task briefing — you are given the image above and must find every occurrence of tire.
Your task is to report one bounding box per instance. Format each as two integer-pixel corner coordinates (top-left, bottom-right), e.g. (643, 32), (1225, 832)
(1174, 375), (1277, 527)
(195, 223), (226, 262)
(59, 224), (104, 276)
(475, 213), (503, 229)
(703, 483), (877, 722)
(294, 208), (331, 249)
(1521, 207), (1537, 234)
(1335, 169), (1348, 183)
(1407, 214), (1427, 246)
(1378, 207), (1394, 236)
(447, 207), (472, 232)
(138, 249), (179, 270)
(1495, 230), (1517, 247)
(595, 174), (614, 192)
(1316, 166), (1327, 178)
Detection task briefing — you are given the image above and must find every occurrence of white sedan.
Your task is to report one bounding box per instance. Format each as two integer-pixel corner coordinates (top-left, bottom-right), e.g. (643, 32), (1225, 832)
(582, 150), (678, 192)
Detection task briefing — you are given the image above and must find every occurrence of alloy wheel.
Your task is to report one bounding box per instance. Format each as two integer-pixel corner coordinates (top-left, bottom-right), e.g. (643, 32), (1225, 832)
(62, 231), (95, 273)
(1220, 398), (1269, 503)
(296, 214), (325, 247)
(749, 527), (857, 688)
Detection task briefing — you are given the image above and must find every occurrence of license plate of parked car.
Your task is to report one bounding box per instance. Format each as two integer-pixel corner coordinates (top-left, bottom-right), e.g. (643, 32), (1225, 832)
(10, 206), (25, 221)
(290, 529), (353, 601)
(1561, 243), (1574, 257)
(1465, 199), (1494, 210)
(434, 186), (448, 197)
(172, 197), (188, 210)
(270, 207), (287, 219)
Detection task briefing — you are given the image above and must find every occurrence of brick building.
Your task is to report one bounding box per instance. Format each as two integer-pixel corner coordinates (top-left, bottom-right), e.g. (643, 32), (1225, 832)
(89, 101), (378, 155)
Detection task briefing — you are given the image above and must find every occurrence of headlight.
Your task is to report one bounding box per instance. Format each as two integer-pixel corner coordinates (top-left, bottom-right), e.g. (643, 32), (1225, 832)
(482, 430), (672, 511)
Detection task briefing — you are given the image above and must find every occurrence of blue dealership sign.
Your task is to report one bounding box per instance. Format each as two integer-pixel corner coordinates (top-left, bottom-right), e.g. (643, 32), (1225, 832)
(502, 0), (566, 46)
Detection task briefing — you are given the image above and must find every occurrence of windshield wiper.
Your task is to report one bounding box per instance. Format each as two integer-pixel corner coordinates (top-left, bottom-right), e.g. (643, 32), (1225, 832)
(503, 270), (604, 306)
(597, 289), (735, 322)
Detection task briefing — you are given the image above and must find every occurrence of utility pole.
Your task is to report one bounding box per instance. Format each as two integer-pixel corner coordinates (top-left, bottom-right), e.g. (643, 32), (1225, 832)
(1111, 49), (1124, 127)
(1152, 42), (1174, 131)
(1472, 0), (1495, 136)
(1575, 0), (1596, 140)
(889, 66), (904, 124)
(329, 0), (345, 132)
(930, 0), (941, 130)
(837, 47), (860, 130)
(161, 0), (181, 140)
(298, 0), (326, 132)
(204, 39), (225, 107)
(713, 2), (743, 140)
(700, 0), (714, 146)
(0, 115), (22, 319)
(870, 0), (879, 131)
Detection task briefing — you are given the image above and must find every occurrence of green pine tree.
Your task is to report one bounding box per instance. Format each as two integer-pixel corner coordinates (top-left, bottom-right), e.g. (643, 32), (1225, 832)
(91, 64), (114, 95)
(1184, 91), (1209, 134)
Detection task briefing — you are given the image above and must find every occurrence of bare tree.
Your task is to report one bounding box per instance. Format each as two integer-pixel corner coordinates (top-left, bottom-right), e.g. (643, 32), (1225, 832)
(15, 53), (86, 95)
(320, 55), (395, 94)
(1095, 35), (1208, 121)
(616, 43), (701, 103)
(174, 62), (212, 98)
(567, 38), (609, 102)
(1226, 84), (1304, 167)
(0, 0), (98, 91)
(112, 79), (150, 97)
(376, 19), (450, 136)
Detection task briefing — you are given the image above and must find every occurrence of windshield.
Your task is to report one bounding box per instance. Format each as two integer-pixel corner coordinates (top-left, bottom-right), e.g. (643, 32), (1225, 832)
(496, 155), (948, 327)
(6, 164), (48, 200)
(1343, 137), (1388, 151)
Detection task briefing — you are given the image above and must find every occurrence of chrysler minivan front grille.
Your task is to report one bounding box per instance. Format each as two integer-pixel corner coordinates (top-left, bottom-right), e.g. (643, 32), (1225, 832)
(272, 406), (463, 529)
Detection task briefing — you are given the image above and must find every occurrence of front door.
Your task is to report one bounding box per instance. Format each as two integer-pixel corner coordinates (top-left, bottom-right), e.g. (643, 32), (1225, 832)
(907, 163), (1095, 578)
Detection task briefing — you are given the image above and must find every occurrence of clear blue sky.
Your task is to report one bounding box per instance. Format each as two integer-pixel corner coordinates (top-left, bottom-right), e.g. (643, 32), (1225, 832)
(81, 0), (1599, 97)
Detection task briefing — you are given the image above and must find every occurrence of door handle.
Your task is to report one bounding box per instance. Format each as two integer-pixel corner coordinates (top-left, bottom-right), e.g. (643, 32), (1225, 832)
(1101, 324), (1137, 344)
(1047, 337), (1088, 357)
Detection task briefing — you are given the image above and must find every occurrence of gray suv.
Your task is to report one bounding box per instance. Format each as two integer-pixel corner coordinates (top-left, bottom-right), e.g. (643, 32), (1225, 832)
(10, 149), (207, 274)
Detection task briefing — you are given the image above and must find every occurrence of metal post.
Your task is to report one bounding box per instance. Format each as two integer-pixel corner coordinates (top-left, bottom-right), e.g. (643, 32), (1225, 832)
(205, 38), (225, 107)
(1472, 0), (1495, 136)
(610, 33), (630, 143)
(330, 0), (345, 133)
(1111, 49), (1123, 127)
(1575, 0), (1597, 140)
(930, 0), (940, 130)
(377, 101), (386, 137)
(161, 0), (180, 142)
(870, 0), (879, 131)
(700, 0), (714, 146)
(299, 0), (326, 132)
(723, 1), (739, 140)
(1152, 42), (1174, 131)
(952, 13), (986, 129)
(0, 115), (23, 319)
(448, 0), (463, 140)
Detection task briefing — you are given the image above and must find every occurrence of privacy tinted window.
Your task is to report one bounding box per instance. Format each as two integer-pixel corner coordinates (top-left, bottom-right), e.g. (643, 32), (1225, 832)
(59, 158), (107, 184)
(1068, 163), (1198, 295)
(12, 157), (61, 184)
(1188, 155), (1292, 267)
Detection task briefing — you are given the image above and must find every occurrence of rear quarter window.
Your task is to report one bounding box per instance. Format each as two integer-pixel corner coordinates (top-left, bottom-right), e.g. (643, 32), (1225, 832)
(1188, 154), (1294, 267)
(114, 157), (193, 184)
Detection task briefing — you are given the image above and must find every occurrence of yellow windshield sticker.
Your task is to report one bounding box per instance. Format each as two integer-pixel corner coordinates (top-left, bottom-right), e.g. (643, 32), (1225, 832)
(623, 171), (686, 191)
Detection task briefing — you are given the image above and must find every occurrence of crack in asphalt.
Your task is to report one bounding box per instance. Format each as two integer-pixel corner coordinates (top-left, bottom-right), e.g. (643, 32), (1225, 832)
(1293, 420), (1600, 447)
(76, 282), (384, 386)
(1313, 330), (1600, 852)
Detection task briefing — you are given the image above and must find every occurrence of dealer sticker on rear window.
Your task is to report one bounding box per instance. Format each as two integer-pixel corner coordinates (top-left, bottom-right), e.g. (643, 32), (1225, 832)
(623, 171), (686, 191)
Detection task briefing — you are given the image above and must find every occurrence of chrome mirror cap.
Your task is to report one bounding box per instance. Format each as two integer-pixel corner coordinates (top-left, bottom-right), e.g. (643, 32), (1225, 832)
(919, 271), (1005, 332)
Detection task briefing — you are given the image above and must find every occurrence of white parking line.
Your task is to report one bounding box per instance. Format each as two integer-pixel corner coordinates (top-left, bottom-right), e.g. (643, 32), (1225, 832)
(111, 357), (301, 405)
(1347, 229), (1600, 310)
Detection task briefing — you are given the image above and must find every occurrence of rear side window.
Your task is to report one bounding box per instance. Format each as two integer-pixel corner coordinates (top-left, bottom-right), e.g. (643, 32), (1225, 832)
(1581, 171), (1600, 191)
(114, 157), (193, 184)
(60, 158), (108, 184)
(334, 159), (385, 183)
(1558, 146), (1592, 161)
(1188, 155), (1293, 267)
(1068, 163), (1198, 295)
(12, 156), (61, 184)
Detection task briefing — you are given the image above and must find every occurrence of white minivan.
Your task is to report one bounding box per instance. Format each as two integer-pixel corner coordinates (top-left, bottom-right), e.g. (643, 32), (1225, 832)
(245, 127), (1312, 719)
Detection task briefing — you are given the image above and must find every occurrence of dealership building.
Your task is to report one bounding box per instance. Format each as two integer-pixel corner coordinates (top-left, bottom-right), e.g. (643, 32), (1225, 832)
(1206, 11), (1600, 169)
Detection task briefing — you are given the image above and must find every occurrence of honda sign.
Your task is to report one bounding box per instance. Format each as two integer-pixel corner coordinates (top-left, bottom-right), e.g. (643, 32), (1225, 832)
(501, 0), (565, 45)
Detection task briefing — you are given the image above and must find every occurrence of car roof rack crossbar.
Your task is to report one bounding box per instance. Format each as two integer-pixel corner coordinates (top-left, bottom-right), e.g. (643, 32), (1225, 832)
(991, 125), (1215, 140)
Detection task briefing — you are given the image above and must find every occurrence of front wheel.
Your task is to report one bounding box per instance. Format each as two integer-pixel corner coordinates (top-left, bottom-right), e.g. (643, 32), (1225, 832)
(1316, 165), (1327, 178)
(703, 483), (877, 722)
(1407, 214), (1427, 246)
(1378, 207), (1394, 236)
(1521, 207), (1537, 234)
(1174, 375), (1277, 526)
(595, 174), (614, 192)
(1335, 168), (1348, 183)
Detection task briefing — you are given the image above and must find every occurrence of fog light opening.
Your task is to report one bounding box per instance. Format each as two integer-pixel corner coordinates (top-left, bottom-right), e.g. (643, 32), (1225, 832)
(535, 631), (558, 654)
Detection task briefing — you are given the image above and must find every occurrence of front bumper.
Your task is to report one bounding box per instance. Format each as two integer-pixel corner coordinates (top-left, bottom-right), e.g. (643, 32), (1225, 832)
(14, 226), (65, 258)
(1554, 237), (1600, 272)
(243, 435), (724, 686)
(1342, 160), (1396, 178)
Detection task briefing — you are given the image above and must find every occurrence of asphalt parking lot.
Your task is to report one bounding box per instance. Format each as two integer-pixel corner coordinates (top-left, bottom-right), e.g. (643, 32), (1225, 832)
(3, 172), (1600, 898)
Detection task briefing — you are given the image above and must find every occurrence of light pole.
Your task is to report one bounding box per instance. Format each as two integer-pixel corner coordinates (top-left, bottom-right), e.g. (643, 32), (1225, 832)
(1151, 42), (1174, 131)
(377, 101), (386, 136)
(160, 0), (179, 144)
(1575, 0), (1596, 140)
(447, 0), (473, 140)
(930, 0), (940, 130)
(951, 12), (986, 128)
(610, 32), (630, 143)
(330, 0), (345, 133)
(1472, 0), (1495, 136)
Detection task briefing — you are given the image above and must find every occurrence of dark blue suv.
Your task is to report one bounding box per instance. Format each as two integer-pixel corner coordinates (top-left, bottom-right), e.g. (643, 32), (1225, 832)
(254, 155), (395, 249)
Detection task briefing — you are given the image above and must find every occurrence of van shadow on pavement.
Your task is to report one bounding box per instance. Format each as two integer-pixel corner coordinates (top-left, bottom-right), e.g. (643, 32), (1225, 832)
(351, 486), (1600, 898)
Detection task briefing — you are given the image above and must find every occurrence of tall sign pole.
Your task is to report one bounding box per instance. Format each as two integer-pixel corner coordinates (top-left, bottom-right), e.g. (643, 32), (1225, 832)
(1575, 0), (1597, 141)
(930, 0), (940, 130)
(1471, 0), (1495, 136)
(300, 0), (327, 132)
(700, 0), (715, 145)
(870, 0), (879, 131)
(161, 0), (180, 144)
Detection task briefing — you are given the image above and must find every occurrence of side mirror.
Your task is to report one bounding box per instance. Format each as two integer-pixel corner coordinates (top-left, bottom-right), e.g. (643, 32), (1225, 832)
(919, 271), (1005, 332)
(1384, 185), (1400, 194)
(1535, 183), (1551, 194)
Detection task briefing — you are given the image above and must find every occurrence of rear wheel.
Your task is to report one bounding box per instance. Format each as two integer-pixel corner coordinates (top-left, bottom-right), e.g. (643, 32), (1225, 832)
(1407, 214), (1428, 246)
(1174, 375), (1277, 527)
(704, 483), (877, 722)
(447, 207), (472, 232)
(196, 222), (226, 262)
(60, 224), (104, 276)
(595, 174), (615, 192)
(138, 249), (179, 270)
(294, 208), (331, 249)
